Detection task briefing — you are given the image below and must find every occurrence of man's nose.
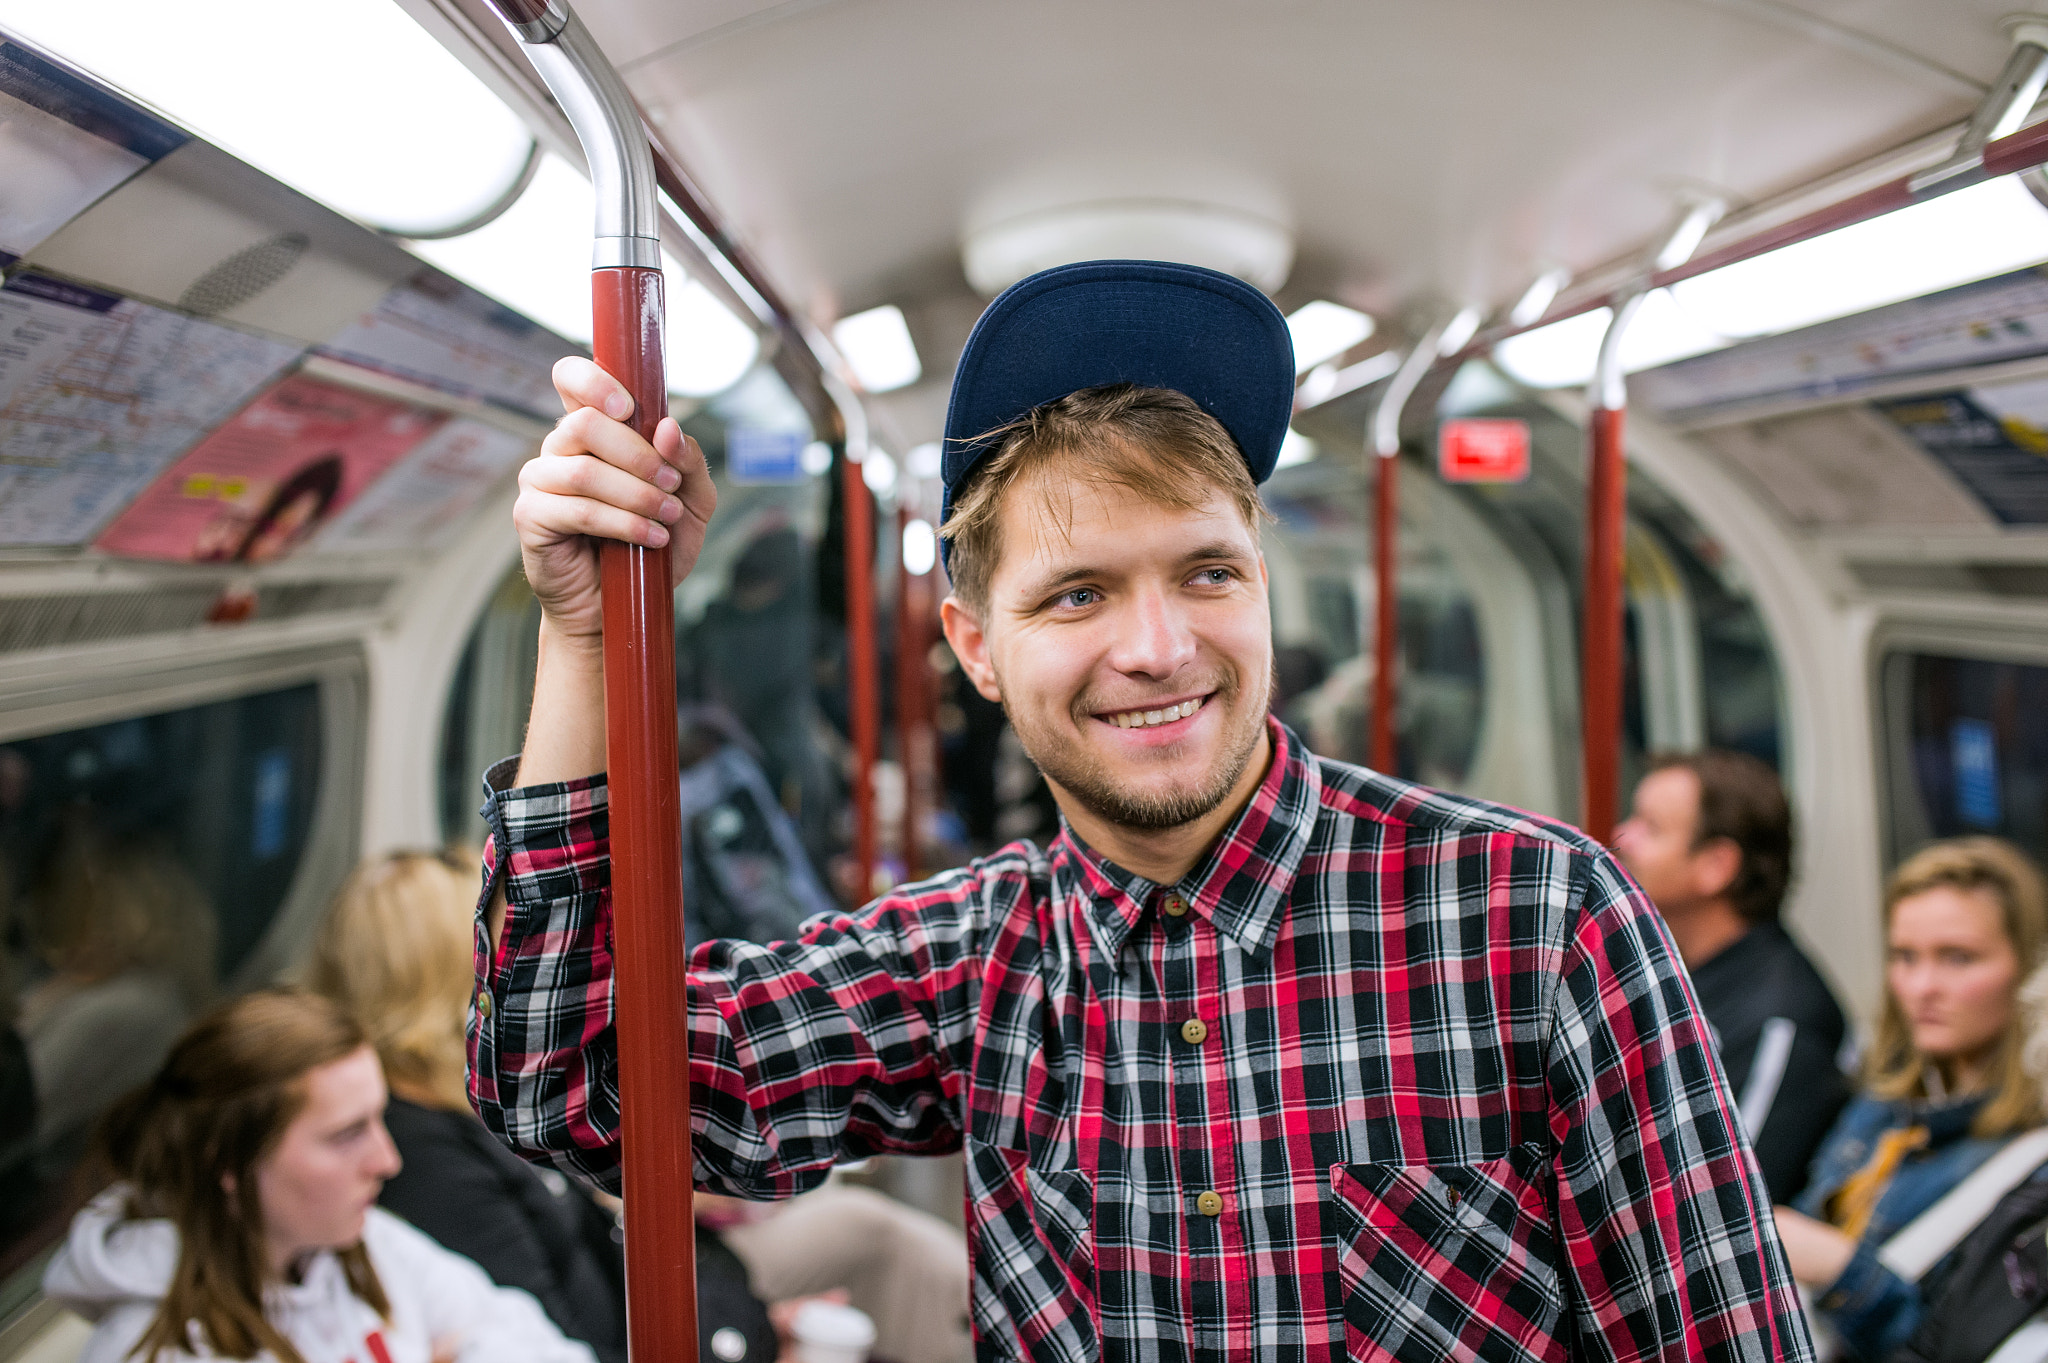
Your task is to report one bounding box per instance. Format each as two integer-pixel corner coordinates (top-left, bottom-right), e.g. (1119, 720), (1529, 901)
(1107, 586), (1197, 679)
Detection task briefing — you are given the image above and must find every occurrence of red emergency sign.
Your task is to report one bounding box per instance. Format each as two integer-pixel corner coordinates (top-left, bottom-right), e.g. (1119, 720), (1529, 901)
(1438, 417), (1531, 483)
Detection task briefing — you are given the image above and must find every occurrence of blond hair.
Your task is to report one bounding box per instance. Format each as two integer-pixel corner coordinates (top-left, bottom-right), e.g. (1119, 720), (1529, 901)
(1866, 836), (2048, 1137)
(939, 383), (1269, 615)
(305, 851), (477, 1112)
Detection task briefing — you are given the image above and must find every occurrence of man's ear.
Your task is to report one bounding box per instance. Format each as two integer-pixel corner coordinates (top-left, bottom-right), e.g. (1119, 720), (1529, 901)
(1692, 835), (1744, 903)
(940, 595), (1003, 704)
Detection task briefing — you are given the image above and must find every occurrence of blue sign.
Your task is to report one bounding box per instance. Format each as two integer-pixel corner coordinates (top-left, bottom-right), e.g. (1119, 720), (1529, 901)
(727, 428), (806, 484)
(1952, 718), (2002, 829)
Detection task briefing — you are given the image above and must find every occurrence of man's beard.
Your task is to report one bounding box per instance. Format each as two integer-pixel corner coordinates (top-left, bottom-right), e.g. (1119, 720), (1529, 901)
(1002, 660), (1274, 833)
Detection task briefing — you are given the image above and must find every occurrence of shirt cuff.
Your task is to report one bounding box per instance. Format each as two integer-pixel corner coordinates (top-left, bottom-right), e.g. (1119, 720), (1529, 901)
(478, 756), (613, 940)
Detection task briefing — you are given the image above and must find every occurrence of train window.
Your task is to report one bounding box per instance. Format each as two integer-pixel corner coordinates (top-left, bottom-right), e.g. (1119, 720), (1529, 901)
(1881, 651), (2048, 867)
(0, 682), (327, 1299)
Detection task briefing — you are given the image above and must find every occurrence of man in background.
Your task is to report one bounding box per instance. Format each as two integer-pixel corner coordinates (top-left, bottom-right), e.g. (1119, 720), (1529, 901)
(1617, 750), (1850, 1200)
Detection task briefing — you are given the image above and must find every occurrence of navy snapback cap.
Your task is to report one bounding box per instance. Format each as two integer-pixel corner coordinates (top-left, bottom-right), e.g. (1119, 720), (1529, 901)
(939, 259), (1296, 538)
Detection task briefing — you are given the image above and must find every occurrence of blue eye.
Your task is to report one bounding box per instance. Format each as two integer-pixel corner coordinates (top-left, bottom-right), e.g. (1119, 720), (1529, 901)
(1055, 588), (1100, 609)
(1192, 568), (1232, 586)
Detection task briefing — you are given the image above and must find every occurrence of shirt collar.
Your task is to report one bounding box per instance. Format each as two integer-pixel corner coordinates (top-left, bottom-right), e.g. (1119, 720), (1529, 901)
(1054, 717), (1320, 963)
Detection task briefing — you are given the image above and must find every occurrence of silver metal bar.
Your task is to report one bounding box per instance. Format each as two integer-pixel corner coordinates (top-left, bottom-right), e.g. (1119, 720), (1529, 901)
(516, 11), (663, 268)
(1370, 317), (1451, 459)
(1588, 289), (1649, 413)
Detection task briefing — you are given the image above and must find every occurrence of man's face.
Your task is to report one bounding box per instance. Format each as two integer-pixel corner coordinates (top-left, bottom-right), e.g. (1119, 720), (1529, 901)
(946, 466), (1273, 832)
(1615, 767), (1721, 912)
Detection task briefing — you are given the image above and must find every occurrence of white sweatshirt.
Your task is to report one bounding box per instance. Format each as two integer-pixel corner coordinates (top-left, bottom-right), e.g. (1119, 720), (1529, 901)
(44, 1188), (598, 1363)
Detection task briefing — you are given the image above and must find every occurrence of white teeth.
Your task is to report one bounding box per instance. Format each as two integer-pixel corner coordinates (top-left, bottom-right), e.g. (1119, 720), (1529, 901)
(1108, 697), (1205, 728)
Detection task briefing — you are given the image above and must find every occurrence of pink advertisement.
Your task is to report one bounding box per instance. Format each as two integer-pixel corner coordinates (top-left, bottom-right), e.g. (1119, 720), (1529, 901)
(96, 371), (444, 562)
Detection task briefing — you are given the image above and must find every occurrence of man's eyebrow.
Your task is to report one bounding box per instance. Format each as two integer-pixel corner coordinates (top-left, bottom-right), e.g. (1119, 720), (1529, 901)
(1184, 540), (1255, 564)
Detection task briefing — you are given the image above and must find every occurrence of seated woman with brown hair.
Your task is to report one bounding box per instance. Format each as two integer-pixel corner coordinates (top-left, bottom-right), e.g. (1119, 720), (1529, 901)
(1774, 837), (2048, 1360)
(42, 990), (594, 1363)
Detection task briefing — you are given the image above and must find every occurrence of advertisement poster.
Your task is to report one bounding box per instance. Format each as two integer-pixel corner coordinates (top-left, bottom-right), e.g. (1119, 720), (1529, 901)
(313, 417), (531, 554)
(1636, 266), (2048, 419)
(96, 371), (444, 562)
(0, 272), (302, 545)
(1877, 376), (2048, 526)
(320, 273), (576, 421)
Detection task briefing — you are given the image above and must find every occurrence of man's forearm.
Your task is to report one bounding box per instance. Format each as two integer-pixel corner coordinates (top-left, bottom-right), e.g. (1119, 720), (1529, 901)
(517, 617), (608, 785)
(487, 617), (607, 952)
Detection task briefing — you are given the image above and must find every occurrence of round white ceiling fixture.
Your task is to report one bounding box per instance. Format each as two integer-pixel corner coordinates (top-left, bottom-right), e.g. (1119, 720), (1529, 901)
(962, 199), (1294, 296)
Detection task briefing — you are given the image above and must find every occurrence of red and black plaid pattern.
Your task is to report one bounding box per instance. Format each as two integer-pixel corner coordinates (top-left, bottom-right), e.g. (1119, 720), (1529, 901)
(471, 720), (1810, 1362)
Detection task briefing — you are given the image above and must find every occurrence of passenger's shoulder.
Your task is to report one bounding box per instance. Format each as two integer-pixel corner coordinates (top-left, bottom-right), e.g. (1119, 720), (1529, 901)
(1309, 752), (1602, 855)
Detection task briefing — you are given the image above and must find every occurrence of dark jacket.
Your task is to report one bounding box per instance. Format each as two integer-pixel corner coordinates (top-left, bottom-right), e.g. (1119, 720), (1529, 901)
(379, 1097), (629, 1363)
(1892, 1165), (2048, 1363)
(1688, 922), (1850, 1201)
(378, 1098), (777, 1363)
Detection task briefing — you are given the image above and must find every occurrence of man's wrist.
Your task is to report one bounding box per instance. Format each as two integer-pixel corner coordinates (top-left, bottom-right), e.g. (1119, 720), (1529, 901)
(537, 614), (606, 670)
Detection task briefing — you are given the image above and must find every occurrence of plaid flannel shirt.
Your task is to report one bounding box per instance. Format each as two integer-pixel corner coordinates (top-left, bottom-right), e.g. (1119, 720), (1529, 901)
(471, 719), (1812, 1363)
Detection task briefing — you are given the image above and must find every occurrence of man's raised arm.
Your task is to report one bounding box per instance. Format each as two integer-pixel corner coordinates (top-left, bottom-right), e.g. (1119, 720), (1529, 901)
(483, 355), (714, 955)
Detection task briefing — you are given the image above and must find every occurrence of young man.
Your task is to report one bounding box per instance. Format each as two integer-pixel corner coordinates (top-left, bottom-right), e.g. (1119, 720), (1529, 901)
(471, 261), (1811, 1361)
(1615, 751), (1850, 1202)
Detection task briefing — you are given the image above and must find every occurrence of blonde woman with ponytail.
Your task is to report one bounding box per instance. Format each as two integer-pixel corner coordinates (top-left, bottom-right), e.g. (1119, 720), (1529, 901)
(42, 990), (594, 1363)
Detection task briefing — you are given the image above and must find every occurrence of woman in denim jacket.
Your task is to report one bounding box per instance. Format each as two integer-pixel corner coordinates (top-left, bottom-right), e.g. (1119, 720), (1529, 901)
(1774, 837), (2048, 1361)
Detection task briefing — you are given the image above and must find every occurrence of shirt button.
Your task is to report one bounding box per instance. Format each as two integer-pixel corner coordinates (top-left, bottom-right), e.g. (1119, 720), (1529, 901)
(1195, 1190), (1224, 1217)
(1163, 894), (1189, 918)
(1180, 1018), (1209, 1045)
(476, 989), (493, 1020)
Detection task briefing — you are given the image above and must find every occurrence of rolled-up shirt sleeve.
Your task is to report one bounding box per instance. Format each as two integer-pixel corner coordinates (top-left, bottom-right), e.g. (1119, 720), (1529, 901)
(468, 761), (982, 1199)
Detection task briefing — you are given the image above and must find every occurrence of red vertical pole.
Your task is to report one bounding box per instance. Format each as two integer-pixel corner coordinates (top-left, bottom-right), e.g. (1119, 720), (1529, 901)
(894, 505), (923, 883)
(1370, 453), (1399, 774)
(1581, 406), (1628, 844)
(592, 267), (700, 1363)
(843, 451), (879, 898)
(479, 5), (699, 1357)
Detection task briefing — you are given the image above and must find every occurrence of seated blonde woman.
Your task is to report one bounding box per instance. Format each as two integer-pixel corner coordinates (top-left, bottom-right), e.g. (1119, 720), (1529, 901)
(1773, 837), (2048, 1360)
(309, 851), (783, 1363)
(43, 990), (593, 1363)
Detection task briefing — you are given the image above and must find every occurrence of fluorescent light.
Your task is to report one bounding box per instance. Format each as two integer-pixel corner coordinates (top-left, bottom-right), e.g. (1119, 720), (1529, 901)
(862, 448), (898, 498)
(1435, 306), (1482, 356)
(1509, 269), (1570, 327)
(0, 0), (532, 236)
(833, 305), (921, 393)
(902, 518), (936, 575)
(1493, 289), (1729, 390)
(1670, 176), (2048, 339)
(1286, 300), (1375, 374)
(409, 154), (594, 343)
(1276, 428), (1318, 468)
(906, 441), (943, 479)
(663, 259), (759, 397)
(801, 441), (834, 476)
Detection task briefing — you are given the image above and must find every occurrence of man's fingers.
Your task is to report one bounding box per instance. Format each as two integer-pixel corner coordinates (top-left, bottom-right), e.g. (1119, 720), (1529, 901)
(518, 487), (672, 550)
(523, 453), (683, 527)
(552, 356), (634, 421)
(546, 406), (677, 490)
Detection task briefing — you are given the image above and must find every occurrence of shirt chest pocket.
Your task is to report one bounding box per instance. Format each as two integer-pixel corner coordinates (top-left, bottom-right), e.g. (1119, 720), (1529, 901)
(1323, 1153), (1567, 1363)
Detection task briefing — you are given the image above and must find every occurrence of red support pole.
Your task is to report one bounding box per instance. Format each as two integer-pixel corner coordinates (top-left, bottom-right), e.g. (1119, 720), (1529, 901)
(1370, 453), (1399, 774)
(480, 5), (699, 1357)
(843, 451), (879, 899)
(1581, 406), (1628, 845)
(894, 505), (924, 883)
